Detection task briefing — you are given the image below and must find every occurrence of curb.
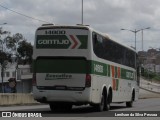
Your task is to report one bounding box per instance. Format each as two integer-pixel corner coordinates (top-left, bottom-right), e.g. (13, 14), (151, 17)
(140, 87), (160, 94)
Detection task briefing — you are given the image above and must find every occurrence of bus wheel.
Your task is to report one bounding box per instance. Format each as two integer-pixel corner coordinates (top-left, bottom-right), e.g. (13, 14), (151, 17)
(49, 104), (59, 112)
(50, 103), (72, 112)
(126, 100), (133, 107)
(126, 91), (135, 107)
(96, 93), (105, 112)
(104, 95), (110, 111)
(64, 104), (72, 111)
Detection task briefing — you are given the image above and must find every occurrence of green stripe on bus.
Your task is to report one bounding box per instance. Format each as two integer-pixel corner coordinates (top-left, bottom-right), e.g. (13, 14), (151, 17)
(33, 59), (134, 80)
(34, 59), (87, 73)
(77, 35), (88, 49)
(121, 68), (134, 80)
(108, 65), (111, 77)
(90, 61), (108, 76)
(88, 61), (111, 77)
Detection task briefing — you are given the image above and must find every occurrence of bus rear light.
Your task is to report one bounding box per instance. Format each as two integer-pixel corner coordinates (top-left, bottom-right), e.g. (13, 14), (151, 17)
(32, 73), (37, 86)
(85, 74), (91, 87)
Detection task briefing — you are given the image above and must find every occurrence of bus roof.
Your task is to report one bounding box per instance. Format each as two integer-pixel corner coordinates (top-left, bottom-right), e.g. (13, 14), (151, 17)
(37, 24), (90, 30)
(37, 24), (136, 53)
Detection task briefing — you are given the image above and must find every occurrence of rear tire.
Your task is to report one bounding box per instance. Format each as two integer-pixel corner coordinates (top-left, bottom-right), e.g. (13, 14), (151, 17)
(64, 104), (72, 111)
(49, 104), (59, 112)
(96, 94), (105, 112)
(96, 90), (111, 112)
(126, 91), (134, 107)
(104, 89), (111, 111)
(104, 96), (110, 111)
(49, 103), (72, 112)
(126, 100), (133, 107)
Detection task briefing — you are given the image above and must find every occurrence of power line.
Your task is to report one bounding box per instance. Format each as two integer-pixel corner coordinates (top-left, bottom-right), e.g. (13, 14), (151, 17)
(0, 3), (51, 24)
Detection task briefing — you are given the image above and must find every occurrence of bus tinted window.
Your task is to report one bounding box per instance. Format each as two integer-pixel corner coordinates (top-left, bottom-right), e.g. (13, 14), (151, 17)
(93, 32), (136, 68)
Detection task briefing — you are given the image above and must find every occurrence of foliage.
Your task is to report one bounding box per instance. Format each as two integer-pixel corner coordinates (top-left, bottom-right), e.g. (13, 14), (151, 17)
(17, 40), (33, 64)
(0, 27), (9, 35)
(141, 67), (160, 81)
(0, 51), (12, 65)
(0, 27), (11, 65)
(1, 27), (33, 65)
(6, 33), (23, 52)
(153, 76), (160, 81)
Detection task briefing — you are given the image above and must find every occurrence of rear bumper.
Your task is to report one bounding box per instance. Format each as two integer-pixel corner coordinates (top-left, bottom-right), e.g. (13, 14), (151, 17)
(33, 86), (91, 104)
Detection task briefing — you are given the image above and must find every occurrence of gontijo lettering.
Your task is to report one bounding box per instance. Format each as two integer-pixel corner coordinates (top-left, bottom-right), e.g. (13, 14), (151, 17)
(38, 39), (70, 45)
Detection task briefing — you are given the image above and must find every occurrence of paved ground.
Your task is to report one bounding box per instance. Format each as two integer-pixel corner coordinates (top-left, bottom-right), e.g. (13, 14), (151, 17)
(140, 78), (160, 93)
(0, 98), (160, 119)
(138, 77), (160, 99)
(0, 78), (160, 119)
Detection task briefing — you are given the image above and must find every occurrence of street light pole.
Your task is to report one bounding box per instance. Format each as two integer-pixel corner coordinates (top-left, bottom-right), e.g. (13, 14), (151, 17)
(121, 28), (142, 51)
(121, 28), (142, 71)
(82, 0), (83, 25)
(142, 30), (143, 51)
(141, 27), (150, 51)
(134, 29), (137, 50)
(121, 27), (150, 82)
(121, 28), (142, 84)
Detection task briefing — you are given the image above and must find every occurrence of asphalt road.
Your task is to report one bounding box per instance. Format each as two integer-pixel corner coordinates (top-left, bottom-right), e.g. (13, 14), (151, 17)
(1, 98), (160, 118)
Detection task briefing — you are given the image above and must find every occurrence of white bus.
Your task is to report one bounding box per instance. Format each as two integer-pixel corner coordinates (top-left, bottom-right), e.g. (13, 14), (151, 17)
(32, 24), (139, 112)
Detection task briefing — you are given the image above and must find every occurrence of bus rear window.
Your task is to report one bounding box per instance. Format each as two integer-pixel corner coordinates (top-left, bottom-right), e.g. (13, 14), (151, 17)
(35, 57), (87, 74)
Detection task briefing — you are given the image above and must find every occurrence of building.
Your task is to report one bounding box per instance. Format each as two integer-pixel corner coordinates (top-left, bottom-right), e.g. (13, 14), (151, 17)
(17, 65), (32, 93)
(155, 65), (160, 74)
(137, 51), (147, 64)
(0, 62), (32, 93)
(138, 49), (160, 74)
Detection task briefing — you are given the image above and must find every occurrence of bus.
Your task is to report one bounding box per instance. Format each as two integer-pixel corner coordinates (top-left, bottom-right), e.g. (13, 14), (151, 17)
(32, 24), (139, 112)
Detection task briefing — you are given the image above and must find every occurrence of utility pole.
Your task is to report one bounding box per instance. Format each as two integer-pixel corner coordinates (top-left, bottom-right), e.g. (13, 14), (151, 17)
(141, 27), (150, 51)
(82, 0), (83, 24)
(121, 28), (141, 69)
(121, 27), (150, 68)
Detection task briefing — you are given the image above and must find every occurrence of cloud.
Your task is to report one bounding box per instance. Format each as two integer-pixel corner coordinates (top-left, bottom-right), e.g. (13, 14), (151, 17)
(0, 0), (160, 51)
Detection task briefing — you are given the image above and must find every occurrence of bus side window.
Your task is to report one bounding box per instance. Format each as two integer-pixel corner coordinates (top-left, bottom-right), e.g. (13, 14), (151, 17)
(93, 32), (98, 45)
(93, 32), (104, 58)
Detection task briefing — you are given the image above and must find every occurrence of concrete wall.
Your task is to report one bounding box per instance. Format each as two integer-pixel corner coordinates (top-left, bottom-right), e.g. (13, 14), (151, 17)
(0, 93), (38, 106)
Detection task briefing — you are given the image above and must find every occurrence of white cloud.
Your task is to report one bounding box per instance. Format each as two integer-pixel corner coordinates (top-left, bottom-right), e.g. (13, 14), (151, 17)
(0, 0), (160, 51)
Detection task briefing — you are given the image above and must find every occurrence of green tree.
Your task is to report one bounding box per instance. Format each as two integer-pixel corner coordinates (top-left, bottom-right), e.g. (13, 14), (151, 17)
(0, 27), (11, 93)
(5, 33), (23, 54)
(0, 27), (11, 65)
(17, 40), (33, 65)
(0, 27), (10, 52)
(0, 51), (12, 64)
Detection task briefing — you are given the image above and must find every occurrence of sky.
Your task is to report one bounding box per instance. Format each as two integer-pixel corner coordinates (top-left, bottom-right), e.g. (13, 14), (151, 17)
(1, 0), (160, 51)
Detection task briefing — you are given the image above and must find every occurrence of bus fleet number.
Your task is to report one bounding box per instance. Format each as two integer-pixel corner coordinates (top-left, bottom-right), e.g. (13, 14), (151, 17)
(94, 64), (104, 73)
